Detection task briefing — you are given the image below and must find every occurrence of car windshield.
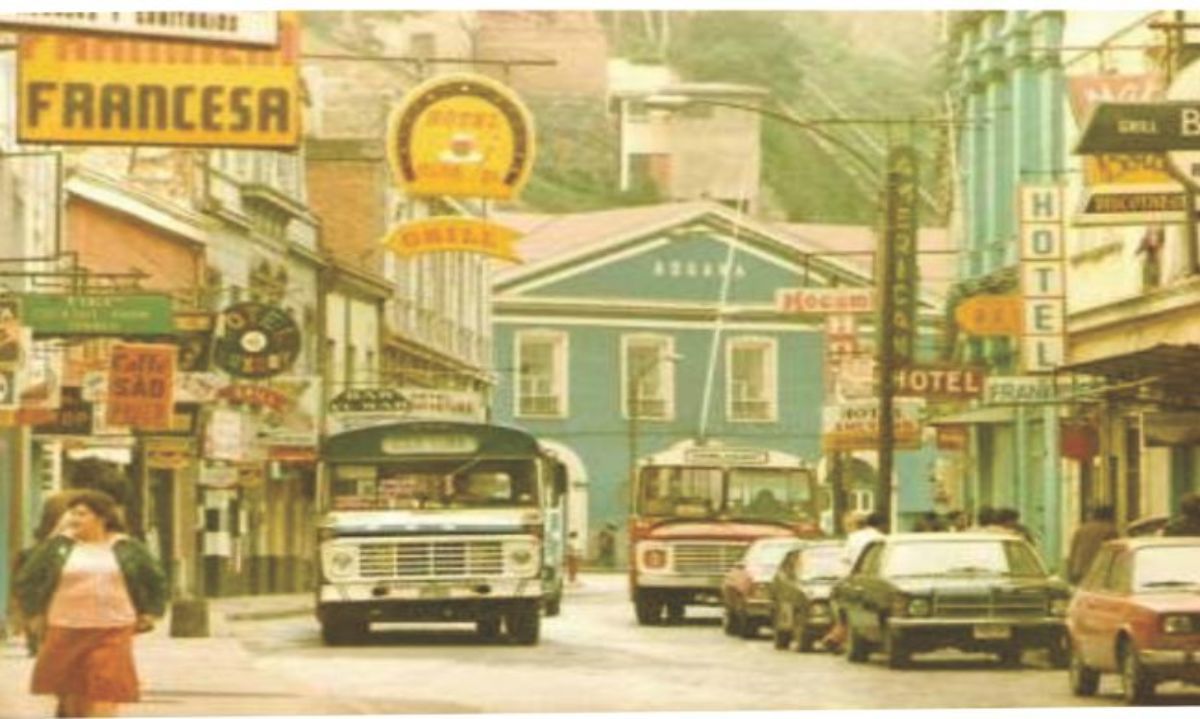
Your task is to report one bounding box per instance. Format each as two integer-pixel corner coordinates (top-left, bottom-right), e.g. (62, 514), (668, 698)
(799, 546), (849, 581)
(330, 459), (539, 510)
(1133, 546), (1200, 591)
(637, 466), (722, 518)
(885, 540), (1046, 578)
(636, 465), (817, 521)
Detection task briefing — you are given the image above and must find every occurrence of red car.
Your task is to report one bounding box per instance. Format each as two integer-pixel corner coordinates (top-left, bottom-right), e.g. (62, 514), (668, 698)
(1066, 537), (1200, 704)
(721, 537), (805, 639)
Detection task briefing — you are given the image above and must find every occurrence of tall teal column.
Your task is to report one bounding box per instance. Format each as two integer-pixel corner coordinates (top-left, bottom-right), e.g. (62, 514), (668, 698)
(1043, 405), (1062, 572)
(1014, 405), (1027, 513)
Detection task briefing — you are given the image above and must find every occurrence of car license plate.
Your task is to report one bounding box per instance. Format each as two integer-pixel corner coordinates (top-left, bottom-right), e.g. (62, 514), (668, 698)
(973, 625), (1012, 640)
(418, 585), (451, 599)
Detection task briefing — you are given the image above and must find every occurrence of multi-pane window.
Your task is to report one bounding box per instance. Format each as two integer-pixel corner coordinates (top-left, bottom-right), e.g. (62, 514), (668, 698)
(623, 335), (674, 420)
(727, 337), (777, 421)
(516, 332), (567, 418)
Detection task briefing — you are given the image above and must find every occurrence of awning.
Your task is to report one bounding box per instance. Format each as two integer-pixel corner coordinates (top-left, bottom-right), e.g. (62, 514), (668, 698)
(927, 405), (1017, 426)
(1060, 343), (1200, 386)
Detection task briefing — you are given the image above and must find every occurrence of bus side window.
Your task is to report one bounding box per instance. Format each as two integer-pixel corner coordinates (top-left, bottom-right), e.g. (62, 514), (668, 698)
(553, 462), (568, 499)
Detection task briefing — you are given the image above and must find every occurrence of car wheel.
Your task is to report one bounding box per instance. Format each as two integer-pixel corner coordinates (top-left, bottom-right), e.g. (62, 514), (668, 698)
(1068, 643), (1099, 697)
(635, 596), (663, 626)
(996, 642), (1022, 668)
(1120, 641), (1156, 705)
(846, 623), (869, 663)
(506, 601), (541, 645)
(884, 626), (911, 669)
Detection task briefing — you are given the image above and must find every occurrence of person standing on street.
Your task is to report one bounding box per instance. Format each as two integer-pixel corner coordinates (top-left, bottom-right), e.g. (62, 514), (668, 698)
(597, 523), (617, 568)
(566, 531), (582, 585)
(15, 490), (166, 718)
(821, 511), (886, 652)
(10, 491), (82, 657)
(1163, 492), (1200, 536)
(1066, 505), (1118, 584)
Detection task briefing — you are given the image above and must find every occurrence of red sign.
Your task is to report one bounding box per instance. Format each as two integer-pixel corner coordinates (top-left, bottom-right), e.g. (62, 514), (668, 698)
(777, 288), (874, 315)
(894, 366), (985, 401)
(217, 383), (291, 413)
(937, 425), (969, 452)
(106, 344), (176, 430)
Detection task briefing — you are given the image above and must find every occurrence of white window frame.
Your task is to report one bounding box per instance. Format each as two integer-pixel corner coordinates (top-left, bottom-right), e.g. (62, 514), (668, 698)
(514, 330), (569, 419)
(621, 333), (676, 421)
(726, 336), (778, 423)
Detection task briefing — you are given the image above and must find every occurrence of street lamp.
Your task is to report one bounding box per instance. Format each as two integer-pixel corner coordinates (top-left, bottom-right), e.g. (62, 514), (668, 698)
(641, 93), (933, 531)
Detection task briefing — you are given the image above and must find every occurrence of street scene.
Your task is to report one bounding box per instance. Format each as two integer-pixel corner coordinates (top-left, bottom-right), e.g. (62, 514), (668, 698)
(1, 6), (1200, 717)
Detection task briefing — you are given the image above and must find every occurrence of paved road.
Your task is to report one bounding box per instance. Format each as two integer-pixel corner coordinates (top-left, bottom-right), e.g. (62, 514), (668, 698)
(226, 574), (1199, 712)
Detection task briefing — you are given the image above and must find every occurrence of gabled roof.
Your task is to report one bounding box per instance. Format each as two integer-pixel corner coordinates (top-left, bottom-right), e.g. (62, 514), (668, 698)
(492, 200), (953, 307)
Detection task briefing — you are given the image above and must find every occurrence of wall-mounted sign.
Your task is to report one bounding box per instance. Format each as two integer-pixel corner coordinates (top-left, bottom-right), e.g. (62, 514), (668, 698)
(0, 12), (279, 46)
(106, 343), (176, 430)
(387, 73), (536, 200)
(17, 12), (299, 148)
(174, 371), (227, 403)
(954, 294), (1023, 337)
(1166, 61), (1200, 192)
(257, 376), (318, 447)
(205, 408), (245, 461)
(329, 387), (411, 414)
(382, 216), (522, 262)
(824, 314), (859, 359)
(20, 294), (173, 336)
(821, 398), (923, 452)
(217, 383), (291, 412)
(984, 375), (1104, 405)
(1075, 102), (1200, 155)
(145, 437), (195, 470)
(213, 302), (301, 379)
(776, 288), (874, 315)
(894, 365), (985, 401)
(329, 387), (484, 429)
(30, 387), (92, 436)
(936, 425), (969, 452)
(879, 145), (920, 363)
(1019, 185), (1067, 373)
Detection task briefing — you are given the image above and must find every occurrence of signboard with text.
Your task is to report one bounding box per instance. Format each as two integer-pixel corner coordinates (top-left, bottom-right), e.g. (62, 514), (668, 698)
(382, 217), (522, 263)
(18, 12), (300, 148)
(21, 294), (173, 336)
(1019, 185), (1067, 372)
(878, 145), (920, 363)
(1166, 61), (1200, 191)
(821, 398), (923, 452)
(984, 375), (1104, 405)
(776, 287), (874, 315)
(388, 73), (535, 200)
(954, 294), (1023, 337)
(894, 365), (985, 401)
(0, 11), (279, 46)
(105, 343), (176, 430)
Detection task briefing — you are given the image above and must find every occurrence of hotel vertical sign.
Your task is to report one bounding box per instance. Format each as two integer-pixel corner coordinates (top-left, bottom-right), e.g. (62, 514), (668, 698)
(1019, 185), (1067, 372)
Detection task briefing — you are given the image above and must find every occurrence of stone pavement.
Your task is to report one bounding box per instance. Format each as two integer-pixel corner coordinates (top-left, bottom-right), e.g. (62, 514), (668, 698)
(0, 599), (351, 718)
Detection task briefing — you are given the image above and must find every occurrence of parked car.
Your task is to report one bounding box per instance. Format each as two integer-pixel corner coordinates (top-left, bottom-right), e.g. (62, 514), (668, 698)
(722, 537), (806, 639)
(769, 540), (847, 652)
(831, 533), (1071, 669)
(1066, 537), (1200, 704)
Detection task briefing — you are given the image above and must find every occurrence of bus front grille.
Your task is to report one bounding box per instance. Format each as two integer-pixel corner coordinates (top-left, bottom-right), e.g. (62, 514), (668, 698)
(359, 540), (505, 579)
(672, 542), (748, 576)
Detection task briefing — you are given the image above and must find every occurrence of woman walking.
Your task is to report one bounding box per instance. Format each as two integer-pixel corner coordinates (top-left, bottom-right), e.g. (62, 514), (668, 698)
(15, 490), (166, 718)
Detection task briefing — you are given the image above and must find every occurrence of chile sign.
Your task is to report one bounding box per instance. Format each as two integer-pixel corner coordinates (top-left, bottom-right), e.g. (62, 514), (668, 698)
(213, 302), (301, 379)
(387, 73), (536, 200)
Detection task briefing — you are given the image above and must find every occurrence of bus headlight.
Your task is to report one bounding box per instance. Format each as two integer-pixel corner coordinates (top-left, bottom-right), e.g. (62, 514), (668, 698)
(324, 546), (358, 580)
(638, 542), (671, 572)
(505, 541), (540, 576)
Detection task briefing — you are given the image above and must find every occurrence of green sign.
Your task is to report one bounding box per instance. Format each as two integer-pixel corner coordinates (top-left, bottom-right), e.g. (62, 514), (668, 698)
(21, 294), (174, 336)
(1075, 102), (1200, 154)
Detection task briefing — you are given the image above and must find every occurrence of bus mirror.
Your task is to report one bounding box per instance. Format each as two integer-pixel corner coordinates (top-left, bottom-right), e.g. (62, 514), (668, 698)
(554, 464), (568, 497)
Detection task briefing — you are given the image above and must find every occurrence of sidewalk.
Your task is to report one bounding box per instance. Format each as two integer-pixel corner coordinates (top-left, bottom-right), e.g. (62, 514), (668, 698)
(0, 603), (348, 718)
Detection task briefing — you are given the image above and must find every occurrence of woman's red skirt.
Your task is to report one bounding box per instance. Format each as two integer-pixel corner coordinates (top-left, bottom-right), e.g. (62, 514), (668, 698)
(31, 626), (139, 702)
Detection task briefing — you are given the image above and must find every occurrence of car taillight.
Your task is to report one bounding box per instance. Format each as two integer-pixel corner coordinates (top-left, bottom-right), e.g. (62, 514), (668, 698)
(644, 549), (667, 569)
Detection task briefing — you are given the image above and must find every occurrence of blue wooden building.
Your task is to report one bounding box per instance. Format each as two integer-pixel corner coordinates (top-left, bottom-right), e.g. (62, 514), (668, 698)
(489, 201), (945, 558)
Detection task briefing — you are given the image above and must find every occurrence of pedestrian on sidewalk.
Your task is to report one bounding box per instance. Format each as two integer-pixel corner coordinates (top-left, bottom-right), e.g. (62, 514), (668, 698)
(597, 523), (617, 568)
(14, 490), (166, 718)
(1066, 505), (1117, 585)
(10, 491), (82, 657)
(566, 531), (582, 584)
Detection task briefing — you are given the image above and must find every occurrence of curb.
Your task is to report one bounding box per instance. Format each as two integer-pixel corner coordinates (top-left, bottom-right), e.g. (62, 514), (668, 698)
(221, 605), (313, 622)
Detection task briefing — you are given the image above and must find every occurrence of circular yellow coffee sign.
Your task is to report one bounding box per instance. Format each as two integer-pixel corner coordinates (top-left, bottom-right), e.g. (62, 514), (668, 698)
(387, 73), (536, 201)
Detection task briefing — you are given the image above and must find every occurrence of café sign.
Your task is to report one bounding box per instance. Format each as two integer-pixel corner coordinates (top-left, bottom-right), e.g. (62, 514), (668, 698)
(213, 302), (301, 379)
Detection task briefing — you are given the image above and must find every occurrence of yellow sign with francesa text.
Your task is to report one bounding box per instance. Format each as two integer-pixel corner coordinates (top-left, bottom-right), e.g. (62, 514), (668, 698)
(382, 217), (523, 263)
(387, 73), (536, 200)
(17, 12), (300, 148)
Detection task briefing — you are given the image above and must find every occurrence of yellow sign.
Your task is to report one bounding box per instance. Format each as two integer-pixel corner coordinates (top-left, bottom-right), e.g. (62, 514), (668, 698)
(387, 73), (535, 200)
(382, 217), (522, 263)
(1084, 153), (1173, 186)
(18, 12), (300, 148)
(955, 294), (1023, 337)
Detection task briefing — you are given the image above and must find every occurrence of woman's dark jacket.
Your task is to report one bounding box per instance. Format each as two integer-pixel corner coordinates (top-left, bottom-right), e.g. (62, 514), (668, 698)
(14, 535), (167, 618)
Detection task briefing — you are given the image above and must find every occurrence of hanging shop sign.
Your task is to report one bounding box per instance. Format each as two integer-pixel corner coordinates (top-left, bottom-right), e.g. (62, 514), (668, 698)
(0, 12), (279, 46)
(105, 343), (176, 430)
(382, 216), (523, 263)
(893, 365), (985, 401)
(213, 301), (301, 379)
(824, 314), (859, 359)
(776, 288), (874, 315)
(173, 371), (228, 403)
(257, 376), (319, 447)
(329, 387), (412, 414)
(205, 408), (246, 461)
(1166, 61), (1200, 192)
(173, 311), (215, 371)
(20, 294), (173, 336)
(1075, 102), (1200, 155)
(144, 437), (195, 470)
(983, 375), (1104, 405)
(1018, 185), (1067, 373)
(198, 463), (239, 489)
(217, 383), (291, 412)
(821, 398), (923, 452)
(954, 294), (1023, 337)
(936, 425), (969, 452)
(387, 72), (536, 200)
(30, 387), (92, 435)
(878, 145), (920, 363)
(17, 12), (299, 148)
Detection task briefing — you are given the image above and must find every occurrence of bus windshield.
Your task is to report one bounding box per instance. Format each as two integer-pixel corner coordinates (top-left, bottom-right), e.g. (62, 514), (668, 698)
(636, 465), (816, 522)
(330, 458), (539, 511)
